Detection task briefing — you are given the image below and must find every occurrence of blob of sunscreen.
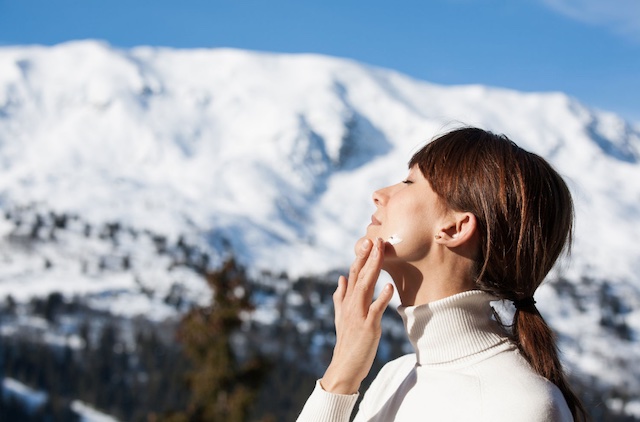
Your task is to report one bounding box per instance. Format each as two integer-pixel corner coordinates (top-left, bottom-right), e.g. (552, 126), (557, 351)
(387, 235), (403, 245)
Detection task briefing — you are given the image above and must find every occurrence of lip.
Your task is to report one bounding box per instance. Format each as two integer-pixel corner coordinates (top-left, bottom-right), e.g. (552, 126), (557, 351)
(370, 215), (381, 225)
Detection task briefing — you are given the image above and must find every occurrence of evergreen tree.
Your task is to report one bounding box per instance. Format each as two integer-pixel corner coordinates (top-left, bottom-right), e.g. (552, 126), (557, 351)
(161, 258), (271, 422)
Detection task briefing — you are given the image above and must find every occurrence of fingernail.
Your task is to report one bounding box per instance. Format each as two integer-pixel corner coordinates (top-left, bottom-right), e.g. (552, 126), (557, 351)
(361, 239), (371, 250)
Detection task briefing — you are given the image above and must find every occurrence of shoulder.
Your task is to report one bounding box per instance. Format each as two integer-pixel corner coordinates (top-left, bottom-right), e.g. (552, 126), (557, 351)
(367, 353), (416, 393)
(359, 354), (416, 403)
(353, 354), (417, 421)
(473, 349), (573, 421)
(376, 353), (416, 378)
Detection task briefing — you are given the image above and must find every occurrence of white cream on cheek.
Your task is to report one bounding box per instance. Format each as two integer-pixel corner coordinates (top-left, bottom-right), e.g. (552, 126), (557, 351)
(386, 234), (403, 245)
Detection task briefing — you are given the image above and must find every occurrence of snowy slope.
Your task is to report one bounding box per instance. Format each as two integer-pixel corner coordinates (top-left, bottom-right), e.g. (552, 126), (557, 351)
(0, 40), (638, 279)
(1, 41), (640, 407)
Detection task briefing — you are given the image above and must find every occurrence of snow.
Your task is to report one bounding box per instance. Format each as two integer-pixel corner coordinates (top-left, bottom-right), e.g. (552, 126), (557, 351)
(71, 400), (122, 422)
(2, 378), (120, 421)
(1, 40), (638, 280)
(2, 377), (48, 412)
(1, 378), (120, 422)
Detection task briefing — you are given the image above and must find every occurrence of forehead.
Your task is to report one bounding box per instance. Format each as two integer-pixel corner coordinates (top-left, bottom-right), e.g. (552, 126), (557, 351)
(407, 165), (423, 177)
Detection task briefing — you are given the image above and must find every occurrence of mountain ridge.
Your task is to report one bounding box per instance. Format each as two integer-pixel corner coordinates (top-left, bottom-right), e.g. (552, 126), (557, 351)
(1, 40), (639, 278)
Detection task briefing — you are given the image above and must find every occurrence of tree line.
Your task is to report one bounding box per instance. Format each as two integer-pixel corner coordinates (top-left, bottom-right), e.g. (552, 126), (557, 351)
(0, 259), (351, 421)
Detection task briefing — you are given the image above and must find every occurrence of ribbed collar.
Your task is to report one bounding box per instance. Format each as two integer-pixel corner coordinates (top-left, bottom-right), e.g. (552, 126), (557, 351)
(397, 290), (510, 365)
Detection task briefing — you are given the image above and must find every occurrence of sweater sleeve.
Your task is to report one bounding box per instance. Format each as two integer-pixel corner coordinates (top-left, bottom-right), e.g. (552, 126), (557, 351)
(295, 380), (359, 422)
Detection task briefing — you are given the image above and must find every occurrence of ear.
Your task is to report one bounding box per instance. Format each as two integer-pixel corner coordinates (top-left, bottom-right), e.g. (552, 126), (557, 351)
(434, 212), (478, 248)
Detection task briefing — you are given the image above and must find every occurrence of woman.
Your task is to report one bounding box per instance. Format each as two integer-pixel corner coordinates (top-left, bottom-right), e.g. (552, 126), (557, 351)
(297, 128), (587, 421)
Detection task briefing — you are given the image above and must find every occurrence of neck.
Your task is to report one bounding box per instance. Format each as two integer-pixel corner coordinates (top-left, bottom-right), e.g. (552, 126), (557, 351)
(384, 251), (476, 306)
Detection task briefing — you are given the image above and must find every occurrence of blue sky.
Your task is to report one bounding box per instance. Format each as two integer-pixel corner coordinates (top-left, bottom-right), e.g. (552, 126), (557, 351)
(1, 0), (639, 123)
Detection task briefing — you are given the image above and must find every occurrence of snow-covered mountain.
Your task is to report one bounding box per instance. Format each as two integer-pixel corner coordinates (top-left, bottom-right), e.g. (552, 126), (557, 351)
(1, 40), (639, 279)
(1, 40), (640, 413)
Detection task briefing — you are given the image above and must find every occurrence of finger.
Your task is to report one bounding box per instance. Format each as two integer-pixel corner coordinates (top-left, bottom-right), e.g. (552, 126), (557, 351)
(333, 275), (347, 320)
(347, 238), (372, 294)
(356, 238), (384, 292)
(335, 275), (347, 301)
(367, 283), (394, 323)
(353, 239), (385, 313)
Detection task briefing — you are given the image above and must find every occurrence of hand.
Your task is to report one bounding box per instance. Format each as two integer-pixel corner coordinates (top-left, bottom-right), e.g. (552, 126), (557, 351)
(320, 237), (395, 394)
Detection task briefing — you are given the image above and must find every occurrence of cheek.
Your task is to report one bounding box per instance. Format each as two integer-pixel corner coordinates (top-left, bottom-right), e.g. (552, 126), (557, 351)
(385, 205), (436, 253)
(388, 204), (425, 237)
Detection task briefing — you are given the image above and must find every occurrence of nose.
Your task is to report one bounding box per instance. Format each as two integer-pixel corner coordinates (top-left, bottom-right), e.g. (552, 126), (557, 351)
(372, 186), (389, 206)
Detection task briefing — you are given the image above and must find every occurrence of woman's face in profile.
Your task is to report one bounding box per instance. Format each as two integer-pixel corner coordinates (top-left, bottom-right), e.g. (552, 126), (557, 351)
(364, 166), (448, 264)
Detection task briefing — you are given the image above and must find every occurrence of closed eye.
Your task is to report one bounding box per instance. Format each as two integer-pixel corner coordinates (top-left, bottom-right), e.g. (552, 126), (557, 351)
(402, 180), (413, 184)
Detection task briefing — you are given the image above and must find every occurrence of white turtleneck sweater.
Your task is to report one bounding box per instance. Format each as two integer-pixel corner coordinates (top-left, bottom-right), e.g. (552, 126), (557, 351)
(296, 290), (573, 421)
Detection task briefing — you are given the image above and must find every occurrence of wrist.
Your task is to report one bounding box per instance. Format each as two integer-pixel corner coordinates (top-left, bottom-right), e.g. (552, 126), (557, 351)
(321, 366), (362, 395)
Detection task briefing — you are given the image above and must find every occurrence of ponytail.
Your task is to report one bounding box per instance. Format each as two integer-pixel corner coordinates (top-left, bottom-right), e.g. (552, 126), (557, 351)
(514, 305), (588, 421)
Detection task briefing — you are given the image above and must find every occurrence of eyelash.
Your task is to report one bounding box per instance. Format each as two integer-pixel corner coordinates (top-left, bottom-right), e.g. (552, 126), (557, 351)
(402, 180), (413, 184)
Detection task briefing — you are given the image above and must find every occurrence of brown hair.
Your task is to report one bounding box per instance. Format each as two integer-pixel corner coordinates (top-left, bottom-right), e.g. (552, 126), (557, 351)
(409, 127), (587, 421)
